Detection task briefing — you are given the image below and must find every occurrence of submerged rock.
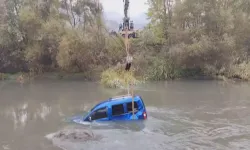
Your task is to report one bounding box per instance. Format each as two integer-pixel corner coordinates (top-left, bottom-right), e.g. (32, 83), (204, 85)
(46, 127), (103, 143)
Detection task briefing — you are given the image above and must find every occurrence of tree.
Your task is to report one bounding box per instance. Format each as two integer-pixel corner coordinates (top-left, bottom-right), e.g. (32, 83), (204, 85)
(147, 0), (174, 41)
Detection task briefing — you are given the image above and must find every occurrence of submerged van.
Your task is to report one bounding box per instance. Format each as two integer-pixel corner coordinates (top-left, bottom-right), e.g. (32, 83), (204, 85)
(82, 95), (147, 122)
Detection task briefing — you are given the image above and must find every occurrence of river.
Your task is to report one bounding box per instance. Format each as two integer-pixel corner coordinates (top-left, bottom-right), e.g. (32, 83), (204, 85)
(0, 80), (250, 150)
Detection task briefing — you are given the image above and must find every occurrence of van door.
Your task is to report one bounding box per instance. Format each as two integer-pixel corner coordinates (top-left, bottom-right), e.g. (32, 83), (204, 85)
(88, 107), (109, 121)
(111, 104), (128, 120)
(124, 101), (140, 119)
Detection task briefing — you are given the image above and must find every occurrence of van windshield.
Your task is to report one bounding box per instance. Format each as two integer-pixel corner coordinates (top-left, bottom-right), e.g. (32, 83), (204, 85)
(90, 103), (102, 112)
(90, 106), (95, 112)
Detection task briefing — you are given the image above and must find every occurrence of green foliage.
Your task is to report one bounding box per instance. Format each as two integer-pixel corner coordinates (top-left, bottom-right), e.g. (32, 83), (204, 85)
(0, 0), (107, 76)
(24, 43), (43, 72)
(0, 73), (10, 80)
(19, 7), (42, 39)
(100, 68), (140, 88)
(142, 0), (250, 81)
(141, 54), (178, 81)
(57, 30), (86, 72)
(228, 62), (250, 80)
(1, 0), (250, 83)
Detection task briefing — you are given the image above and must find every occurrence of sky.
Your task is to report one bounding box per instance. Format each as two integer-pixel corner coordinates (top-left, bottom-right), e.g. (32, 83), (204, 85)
(101, 0), (149, 17)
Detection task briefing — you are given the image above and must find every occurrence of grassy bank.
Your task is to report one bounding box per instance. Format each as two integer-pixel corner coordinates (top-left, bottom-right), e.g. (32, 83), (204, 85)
(0, 72), (100, 82)
(1, 68), (248, 89)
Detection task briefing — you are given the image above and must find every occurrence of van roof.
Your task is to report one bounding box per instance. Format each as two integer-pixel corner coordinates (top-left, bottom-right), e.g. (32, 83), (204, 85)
(91, 95), (142, 111)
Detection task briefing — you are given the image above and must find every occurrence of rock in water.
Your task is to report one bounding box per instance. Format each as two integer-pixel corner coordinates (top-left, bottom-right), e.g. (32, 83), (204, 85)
(46, 127), (102, 143)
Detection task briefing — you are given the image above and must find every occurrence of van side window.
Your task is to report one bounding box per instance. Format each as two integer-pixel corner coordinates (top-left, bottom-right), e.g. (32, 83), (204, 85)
(112, 104), (125, 116)
(127, 102), (138, 112)
(90, 107), (107, 120)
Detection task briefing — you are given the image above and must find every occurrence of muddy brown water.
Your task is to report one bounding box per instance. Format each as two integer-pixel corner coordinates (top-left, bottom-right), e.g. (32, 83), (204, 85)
(0, 80), (250, 150)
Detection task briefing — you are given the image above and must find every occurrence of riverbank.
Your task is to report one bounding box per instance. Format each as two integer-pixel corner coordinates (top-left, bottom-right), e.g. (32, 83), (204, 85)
(1, 71), (247, 88)
(0, 72), (97, 82)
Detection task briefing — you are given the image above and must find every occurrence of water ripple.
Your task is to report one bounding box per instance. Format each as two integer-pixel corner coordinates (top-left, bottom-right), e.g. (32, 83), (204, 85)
(46, 106), (250, 150)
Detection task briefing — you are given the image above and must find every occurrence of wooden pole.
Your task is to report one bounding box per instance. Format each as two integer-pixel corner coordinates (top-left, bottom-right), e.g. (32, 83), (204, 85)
(131, 81), (134, 119)
(124, 26), (134, 119)
(127, 82), (130, 95)
(125, 26), (130, 96)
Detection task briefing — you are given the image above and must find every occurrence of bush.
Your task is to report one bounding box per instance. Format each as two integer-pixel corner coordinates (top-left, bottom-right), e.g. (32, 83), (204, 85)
(0, 73), (9, 80)
(227, 62), (250, 80)
(56, 30), (96, 72)
(100, 68), (141, 88)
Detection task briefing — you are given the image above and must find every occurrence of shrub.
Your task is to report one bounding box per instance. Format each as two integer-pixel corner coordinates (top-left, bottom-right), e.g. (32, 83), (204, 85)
(100, 67), (141, 88)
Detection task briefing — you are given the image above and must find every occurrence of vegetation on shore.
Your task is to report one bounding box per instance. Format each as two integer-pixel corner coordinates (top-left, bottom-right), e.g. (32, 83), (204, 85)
(1, 0), (250, 87)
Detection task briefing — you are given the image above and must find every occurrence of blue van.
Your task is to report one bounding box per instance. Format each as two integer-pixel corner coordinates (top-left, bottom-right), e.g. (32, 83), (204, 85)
(82, 95), (147, 122)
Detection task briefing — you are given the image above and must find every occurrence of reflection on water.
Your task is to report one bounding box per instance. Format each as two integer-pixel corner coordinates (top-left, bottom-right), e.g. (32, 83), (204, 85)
(3, 102), (52, 130)
(37, 103), (52, 121)
(0, 80), (250, 150)
(3, 103), (28, 130)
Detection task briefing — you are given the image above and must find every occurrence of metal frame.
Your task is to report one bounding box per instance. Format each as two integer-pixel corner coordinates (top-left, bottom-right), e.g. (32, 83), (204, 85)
(110, 94), (132, 100)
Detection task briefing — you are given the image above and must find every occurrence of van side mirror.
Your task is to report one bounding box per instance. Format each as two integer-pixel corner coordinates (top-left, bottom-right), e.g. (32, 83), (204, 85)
(89, 116), (92, 122)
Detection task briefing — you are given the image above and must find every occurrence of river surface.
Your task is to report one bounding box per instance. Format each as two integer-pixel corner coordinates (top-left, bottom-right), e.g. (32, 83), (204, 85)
(0, 80), (250, 150)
